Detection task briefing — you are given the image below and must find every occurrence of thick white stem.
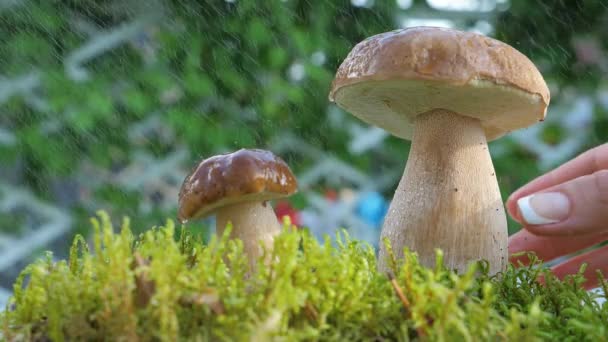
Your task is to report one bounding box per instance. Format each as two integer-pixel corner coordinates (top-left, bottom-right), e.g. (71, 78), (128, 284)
(378, 109), (508, 274)
(216, 201), (282, 267)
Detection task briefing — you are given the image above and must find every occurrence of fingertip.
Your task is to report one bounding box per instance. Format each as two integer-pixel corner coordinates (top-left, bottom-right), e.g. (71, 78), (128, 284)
(506, 189), (529, 219)
(507, 187), (526, 203)
(506, 183), (548, 223)
(506, 190), (518, 203)
(505, 198), (522, 223)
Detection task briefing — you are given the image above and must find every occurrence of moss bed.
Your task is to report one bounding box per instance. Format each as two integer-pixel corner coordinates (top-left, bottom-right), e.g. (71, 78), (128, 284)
(2, 212), (607, 341)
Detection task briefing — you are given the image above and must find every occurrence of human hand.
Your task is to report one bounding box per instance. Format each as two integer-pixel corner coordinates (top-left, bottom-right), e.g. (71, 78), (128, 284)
(506, 143), (608, 289)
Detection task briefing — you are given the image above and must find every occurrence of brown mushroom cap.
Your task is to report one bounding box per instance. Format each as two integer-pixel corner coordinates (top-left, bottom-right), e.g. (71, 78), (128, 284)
(329, 27), (550, 141)
(177, 149), (297, 223)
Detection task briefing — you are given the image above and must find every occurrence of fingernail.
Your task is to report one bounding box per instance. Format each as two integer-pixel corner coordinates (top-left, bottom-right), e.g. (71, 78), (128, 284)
(517, 192), (570, 225)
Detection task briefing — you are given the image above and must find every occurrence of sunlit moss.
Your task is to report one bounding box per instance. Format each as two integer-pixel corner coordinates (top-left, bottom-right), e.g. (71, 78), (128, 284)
(2, 211), (607, 341)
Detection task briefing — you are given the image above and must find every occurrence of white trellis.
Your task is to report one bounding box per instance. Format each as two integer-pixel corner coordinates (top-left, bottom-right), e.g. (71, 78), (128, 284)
(0, 184), (72, 308)
(270, 132), (400, 245)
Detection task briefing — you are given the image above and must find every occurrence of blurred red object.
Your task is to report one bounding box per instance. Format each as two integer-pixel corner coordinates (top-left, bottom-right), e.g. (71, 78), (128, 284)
(324, 189), (338, 202)
(275, 201), (301, 227)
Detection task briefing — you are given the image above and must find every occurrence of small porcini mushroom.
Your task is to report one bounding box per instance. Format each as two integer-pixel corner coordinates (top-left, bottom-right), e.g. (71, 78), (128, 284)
(178, 149), (298, 266)
(329, 27), (549, 274)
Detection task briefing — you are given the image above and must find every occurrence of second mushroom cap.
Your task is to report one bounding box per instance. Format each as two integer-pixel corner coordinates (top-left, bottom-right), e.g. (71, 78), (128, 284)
(178, 148), (298, 223)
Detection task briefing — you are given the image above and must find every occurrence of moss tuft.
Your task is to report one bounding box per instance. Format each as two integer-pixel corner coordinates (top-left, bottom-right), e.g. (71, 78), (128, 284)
(2, 211), (607, 341)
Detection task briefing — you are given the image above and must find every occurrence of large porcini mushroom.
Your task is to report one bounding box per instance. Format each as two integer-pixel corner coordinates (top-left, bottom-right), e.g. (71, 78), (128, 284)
(329, 27), (550, 274)
(178, 149), (298, 266)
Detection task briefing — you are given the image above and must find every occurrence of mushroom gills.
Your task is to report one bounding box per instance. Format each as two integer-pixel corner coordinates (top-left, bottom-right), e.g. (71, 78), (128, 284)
(333, 79), (546, 142)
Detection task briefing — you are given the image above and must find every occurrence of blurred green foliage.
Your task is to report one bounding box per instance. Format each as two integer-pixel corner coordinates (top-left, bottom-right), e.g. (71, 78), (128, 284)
(1, 0), (607, 237)
(0, 0), (402, 234)
(495, 0), (608, 92)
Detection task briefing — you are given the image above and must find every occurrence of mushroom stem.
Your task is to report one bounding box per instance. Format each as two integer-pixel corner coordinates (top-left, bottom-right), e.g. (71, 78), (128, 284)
(216, 201), (282, 266)
(378, 109), (508, 275)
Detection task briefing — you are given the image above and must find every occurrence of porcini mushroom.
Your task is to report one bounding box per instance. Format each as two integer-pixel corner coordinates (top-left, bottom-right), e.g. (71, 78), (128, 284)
(177, 149), (298, 266)
(329, 27), (549, 274)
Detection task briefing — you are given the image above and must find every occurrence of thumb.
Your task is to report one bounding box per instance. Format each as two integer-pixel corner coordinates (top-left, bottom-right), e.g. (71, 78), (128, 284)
(513, 170), (608, 236)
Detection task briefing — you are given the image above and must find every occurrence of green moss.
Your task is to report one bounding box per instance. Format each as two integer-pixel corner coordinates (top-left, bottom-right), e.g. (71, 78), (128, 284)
(2, 211), (607, 341)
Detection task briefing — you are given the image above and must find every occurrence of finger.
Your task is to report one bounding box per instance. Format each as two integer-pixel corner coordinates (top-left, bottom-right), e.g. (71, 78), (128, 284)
(513, 170), (608, 236)
(550, 244), (608, 290)
(506, 143), (608, 221)
(508, 229), (608, 266)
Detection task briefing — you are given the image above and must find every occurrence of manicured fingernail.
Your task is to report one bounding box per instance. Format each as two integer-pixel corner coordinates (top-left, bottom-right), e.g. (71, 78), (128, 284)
(517, 192), (570, 225)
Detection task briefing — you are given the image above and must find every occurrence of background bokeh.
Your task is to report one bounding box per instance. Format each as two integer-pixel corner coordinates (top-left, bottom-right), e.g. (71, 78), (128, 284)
(1, 0), (608, 305)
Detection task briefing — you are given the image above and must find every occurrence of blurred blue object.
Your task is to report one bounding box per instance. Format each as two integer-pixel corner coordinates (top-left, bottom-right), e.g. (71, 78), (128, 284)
(355, 191), (388, 228)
